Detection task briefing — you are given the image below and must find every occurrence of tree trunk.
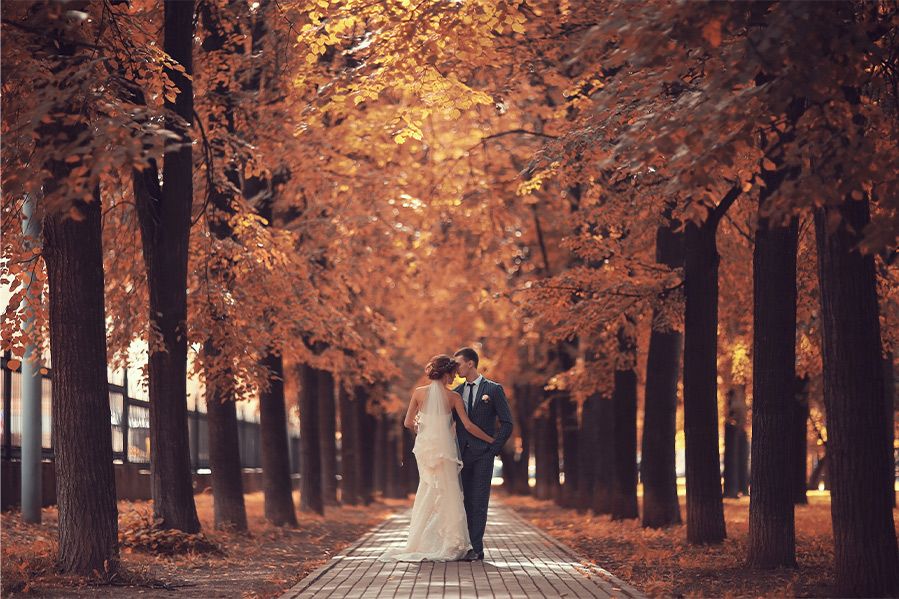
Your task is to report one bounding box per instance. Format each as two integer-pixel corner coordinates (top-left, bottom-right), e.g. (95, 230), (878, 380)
(791, 376), (810, 505)
(748, 188), (798, 567)
(815, 200), (899, 596)
(384, 415), (405, 499)
(592, 395), (616, 514)
(500, 445), (517, 493)
(316, 369), (339, 505)
(339, 385), (361, 505)
(576, 394), (597, 512)
(723, 386), (749, 498)
(534, 395), (560, 500)
(739, 432), (750, 495)
(200, 262), (247, 530)
(722, 419), (749, 498)
(809, 453), (828, 491)
(136, 0), (200, 533)
(884, 353), (896, 508)
(196, 0), (257, 533)
(513, 384), (534, 495)
(682, 220), (726, 544)
(200, 195), (247, 532)
(204, 365), (248, 531)
(298, 364), (323, 515)
(252, 173), (297, 525)
(642, 325), (683, 526)
(259, 352), (297, 526)
(612, 322), (639, 520)
(43, 190), (119, 574)
(373, 411), (388, 496)
(642, 209), (685, 527)
(357, 387), (375, 504)
(558, 394), (580, 508)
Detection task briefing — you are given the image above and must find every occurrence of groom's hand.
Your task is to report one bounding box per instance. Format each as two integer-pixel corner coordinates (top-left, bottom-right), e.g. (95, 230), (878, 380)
(489, 439), (505, 456)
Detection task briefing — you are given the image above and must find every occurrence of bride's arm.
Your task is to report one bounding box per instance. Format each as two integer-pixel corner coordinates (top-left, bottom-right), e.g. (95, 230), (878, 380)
(403, 389), (421, 431)
(451, 394), (495, 443)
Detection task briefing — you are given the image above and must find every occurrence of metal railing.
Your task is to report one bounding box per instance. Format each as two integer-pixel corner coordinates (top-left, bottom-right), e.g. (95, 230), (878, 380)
(1, 352), (300, 472)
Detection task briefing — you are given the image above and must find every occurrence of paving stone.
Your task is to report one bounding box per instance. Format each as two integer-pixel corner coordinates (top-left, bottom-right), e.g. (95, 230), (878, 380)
(280, 500), (645, 599)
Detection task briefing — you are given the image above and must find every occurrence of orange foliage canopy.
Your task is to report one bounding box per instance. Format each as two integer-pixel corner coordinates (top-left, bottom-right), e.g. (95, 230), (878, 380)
(1, 0), (897, 410)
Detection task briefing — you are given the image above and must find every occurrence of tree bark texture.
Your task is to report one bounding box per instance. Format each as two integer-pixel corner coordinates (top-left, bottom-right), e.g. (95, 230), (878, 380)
(259, 352), (297, 525)
(534, 395), (560, 500)
(298, 364), (323, 514)
(576, 394), (598, 512)
(641, 325), (683, 527)
(791, 376), (810, 505)
(642, 211), (685, 527)
(558, 394), (580, 508)
(204, 365), (248, 531)
(316, 369), (339, 505)
(815, 201), (899, 596)
(339, 385), (361, 505)
(611, 323), (639, 520)
(44, 191), (119, 574)
(136, 0), (200, 533)
(682, 220), (727, 544)
(358, 387), (375, 504)
(512, 384), (535, 496)
(748, 183), (798, 566)
(592, 395), (616, 515)
(723, 386), (749, 499)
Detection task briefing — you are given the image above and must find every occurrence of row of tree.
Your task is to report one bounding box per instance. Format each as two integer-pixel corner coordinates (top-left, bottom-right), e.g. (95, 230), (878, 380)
(493, 4), (899, 596)
(2, 0), (515, 575)
(1, 0), (393, 575)
(2, 1), (896, 597)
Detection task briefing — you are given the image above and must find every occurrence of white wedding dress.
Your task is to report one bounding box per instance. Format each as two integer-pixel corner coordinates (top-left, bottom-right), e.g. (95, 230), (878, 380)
(379, 381), (472, 562)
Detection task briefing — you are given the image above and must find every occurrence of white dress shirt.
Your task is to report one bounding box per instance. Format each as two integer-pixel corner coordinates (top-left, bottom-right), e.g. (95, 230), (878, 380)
(463, 375), (484, 414)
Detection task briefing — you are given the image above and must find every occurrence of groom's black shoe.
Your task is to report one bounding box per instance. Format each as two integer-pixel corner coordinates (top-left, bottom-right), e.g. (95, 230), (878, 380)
(464, 550), (484, 561)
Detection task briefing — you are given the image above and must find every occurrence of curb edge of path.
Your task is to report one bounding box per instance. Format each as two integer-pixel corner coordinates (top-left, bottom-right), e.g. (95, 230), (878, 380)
(500, 500), (646, 599)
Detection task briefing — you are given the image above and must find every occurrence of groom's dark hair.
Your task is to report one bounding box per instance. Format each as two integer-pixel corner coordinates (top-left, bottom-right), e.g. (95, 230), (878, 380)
(454, 347), (479, 367)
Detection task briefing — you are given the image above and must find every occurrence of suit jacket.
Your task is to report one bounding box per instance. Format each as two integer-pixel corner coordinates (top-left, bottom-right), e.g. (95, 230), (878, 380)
(452, 377), (513, 464)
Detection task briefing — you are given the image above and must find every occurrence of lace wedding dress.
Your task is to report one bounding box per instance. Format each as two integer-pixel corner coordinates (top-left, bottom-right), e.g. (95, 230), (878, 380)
(379, 381), (472, 562)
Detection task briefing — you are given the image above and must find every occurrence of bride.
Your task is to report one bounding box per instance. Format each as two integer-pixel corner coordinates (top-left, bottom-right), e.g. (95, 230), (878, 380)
(379, 354), (495, 562)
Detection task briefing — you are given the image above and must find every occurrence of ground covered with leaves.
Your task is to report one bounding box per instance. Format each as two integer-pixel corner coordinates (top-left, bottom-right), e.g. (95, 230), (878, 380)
(501, 492), (899, 598)
(1, 491), (407, 598)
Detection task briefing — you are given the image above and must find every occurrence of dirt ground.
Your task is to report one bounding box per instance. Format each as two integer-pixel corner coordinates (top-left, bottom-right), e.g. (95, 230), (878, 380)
(5, 488), (896, 598)
(1, 491), (409, 598)
(501, 491), (899, 598)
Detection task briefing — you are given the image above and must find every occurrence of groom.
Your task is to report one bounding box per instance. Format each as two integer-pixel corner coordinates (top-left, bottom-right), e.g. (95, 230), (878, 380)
(452, 347), (513, 561)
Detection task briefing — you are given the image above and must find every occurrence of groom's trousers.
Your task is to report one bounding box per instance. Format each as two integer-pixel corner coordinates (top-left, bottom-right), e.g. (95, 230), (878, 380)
(461, 453), (494, 554)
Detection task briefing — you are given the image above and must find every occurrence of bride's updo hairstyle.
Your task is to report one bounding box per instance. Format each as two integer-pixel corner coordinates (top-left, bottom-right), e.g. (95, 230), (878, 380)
(425, 354), (459, 380)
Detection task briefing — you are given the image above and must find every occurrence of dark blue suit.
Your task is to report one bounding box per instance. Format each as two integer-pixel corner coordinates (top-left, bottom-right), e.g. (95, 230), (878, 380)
(452, 377), (513, 555)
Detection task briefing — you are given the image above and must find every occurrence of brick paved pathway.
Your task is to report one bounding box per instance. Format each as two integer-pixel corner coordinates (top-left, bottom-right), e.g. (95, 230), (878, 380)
(280, 500), (644, 598)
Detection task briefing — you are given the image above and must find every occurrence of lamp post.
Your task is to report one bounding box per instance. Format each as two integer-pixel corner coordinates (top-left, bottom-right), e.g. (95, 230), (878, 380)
(20, 193), (43, 523)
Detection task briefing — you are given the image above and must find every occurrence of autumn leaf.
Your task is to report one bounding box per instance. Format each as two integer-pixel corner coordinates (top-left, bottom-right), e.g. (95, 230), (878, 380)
(702, 19), (722, 47)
